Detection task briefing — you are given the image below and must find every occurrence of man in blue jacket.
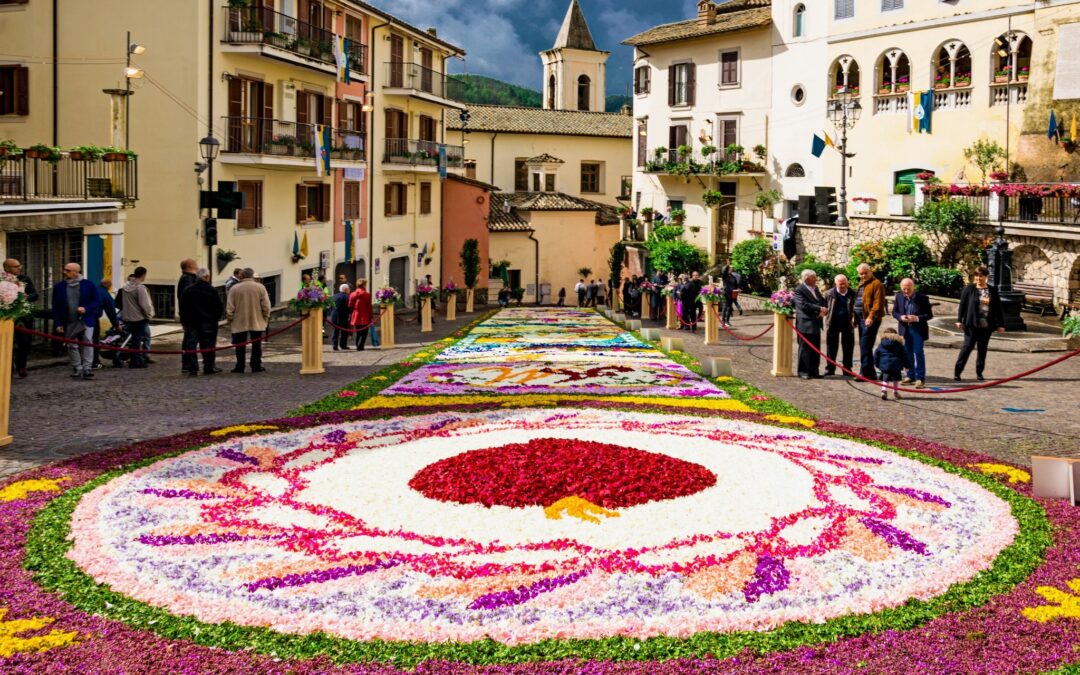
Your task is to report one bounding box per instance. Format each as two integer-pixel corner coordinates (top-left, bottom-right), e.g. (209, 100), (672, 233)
(892, 277), (933, 388)
(52, 262), (100, 379)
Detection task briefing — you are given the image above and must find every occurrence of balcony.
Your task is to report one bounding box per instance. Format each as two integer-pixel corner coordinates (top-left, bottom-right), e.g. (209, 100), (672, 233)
(220, 117), (365, 167)
(0, 153), (137, 206)
(990, 82), (1028, 107)
(873, 92), (910, 116)
(644, 154), (766, 178)
(222, 6), (368, 78)
(932, 86), (972, 111)
(383, 138), (464, 171)
(383, 62), (466, 107)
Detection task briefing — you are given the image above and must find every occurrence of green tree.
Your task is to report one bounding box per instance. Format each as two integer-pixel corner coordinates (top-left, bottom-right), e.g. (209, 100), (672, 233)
(460, 239), (481, 289)
(962, 139), (1007, 183)
(913, 200), (982, 268)
(609, 242), (627, 285)
(730, 238), (774, 292)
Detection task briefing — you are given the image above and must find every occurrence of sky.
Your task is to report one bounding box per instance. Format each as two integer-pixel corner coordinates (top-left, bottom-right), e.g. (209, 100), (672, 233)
(365, 0), (701, 96)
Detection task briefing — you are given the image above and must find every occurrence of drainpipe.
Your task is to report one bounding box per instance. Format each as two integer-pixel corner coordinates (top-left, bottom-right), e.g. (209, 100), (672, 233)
(369, 19), (390, 284)
(528, 230), (539, 305)
(489, 132), (498, 185)
(207, 0), (215, 278)
(52, 0), (58, 146)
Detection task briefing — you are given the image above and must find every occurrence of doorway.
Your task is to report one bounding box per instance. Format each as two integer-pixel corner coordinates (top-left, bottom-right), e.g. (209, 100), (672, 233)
(389, 256), (408, 306)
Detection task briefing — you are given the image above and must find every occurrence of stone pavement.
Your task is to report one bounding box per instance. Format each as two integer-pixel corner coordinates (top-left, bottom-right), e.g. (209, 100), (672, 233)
(0, 309), (487, 478)
(644, 309), (1080, 467)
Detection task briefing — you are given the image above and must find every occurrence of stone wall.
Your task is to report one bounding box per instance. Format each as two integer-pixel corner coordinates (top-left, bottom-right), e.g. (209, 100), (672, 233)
(796, 216), (1080, 306)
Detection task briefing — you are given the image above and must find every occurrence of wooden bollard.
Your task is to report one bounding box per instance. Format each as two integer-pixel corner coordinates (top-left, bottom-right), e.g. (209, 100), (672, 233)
(641, 290), (652, 320)
(299, 307), (325, 375)
(665, 296), (678, 330)
(446, 292), (457, 321)
(421, 297), (433, 333)
(465, 288), (475, 313)
(704, 301), (720, 346)
(380, 304), (396, 349)
(771, 312), (794, 377)
(0, 319), (13, 445)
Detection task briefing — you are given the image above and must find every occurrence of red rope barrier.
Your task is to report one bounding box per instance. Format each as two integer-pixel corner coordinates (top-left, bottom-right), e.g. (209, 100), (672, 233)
(711, 305), (774, 341)
(14, 315), (309, 355)
(324, 307), (387, 333)
(784, 317), (1080, 394)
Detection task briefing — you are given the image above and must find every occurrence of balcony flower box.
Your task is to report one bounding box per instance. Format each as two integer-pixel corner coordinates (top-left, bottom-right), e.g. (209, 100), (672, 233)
(878, 84), (893, 95)
(268, 143), (290, 155)
(934, 80), (951, 90)
(1018, 68), (1029, 82)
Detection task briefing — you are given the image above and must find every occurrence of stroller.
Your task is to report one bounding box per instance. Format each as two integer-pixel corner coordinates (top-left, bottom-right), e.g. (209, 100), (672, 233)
(99, 323), (133, 367)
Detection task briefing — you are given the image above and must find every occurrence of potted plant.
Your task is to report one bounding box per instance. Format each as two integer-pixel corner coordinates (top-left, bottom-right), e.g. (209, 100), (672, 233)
(954, 72), (972, 87)
(68, 145), (104, 161)
(993, 69), (1009, 84)
(851, 196), (878, 215)
(702, 189), (724, 207)
(269, 135), (295, 155)
(753, 144), (767, 162)
(889, 182), (915, 216)
(676, 144), (692, 164)
(896, 75), (910, 93)
(639, 207), (654, 223)
(934, 73), (951, 89)
(725, 143), (744, 161)
(510, 287), (525, 306)
(216, 248), (239, 274)
(878, 81), (893, 95)
(989, 170), (1009, 182)
(293, 36), (312, 56)
(754, 188), (782, 230)
(101, 146), (136, 162)
(669, 208), (687, 226)
(1017, 66), (1029, 82)
(25, 144), (61, 163)
(374, 286), (400, 305)
(0, 140), (21, 158)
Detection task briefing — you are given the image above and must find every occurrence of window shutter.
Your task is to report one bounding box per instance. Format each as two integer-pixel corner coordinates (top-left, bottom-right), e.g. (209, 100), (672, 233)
(296, 91), (309, 127)
(668, 126), (677, 150)
(384, 184), (393, 216)
(320, 94), (331, 127)
(261, 82), (274, 145)
(402, 184), (408, 214)
(296, 184), (308, 223)
(15, 66), (28, 116)
(687, 64), (696, 106)
(358, 103), (367, 133)
(644, 67), (651, 94)
(667, 67), (675, 106)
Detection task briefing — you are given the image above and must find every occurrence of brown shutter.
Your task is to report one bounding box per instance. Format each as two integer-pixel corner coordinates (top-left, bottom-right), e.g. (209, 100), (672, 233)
(320, 184), (331, 221)
(357, 102), (367, 133)
(337, 100), (346, 130)
(667, 67), (675, 107)
(262, 82), (274, 146)
(687, 64), (696, 106)
(296, 184), (307, 223)
(15, 66), (29, 116)
(320, 94), (331, 127)
(384, 184), (392, 216)
(323, 7), (333, 34)
(296, 91), (309, 127)
(645, 67), (651, 94)
(227, 77), (243, 150)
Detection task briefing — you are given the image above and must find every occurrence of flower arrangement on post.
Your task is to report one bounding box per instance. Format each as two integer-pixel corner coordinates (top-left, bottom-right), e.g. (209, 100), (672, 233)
(0, 273), (34, 321)
(374, 286), (400, 305)
(765, 288), (796, 316)
(416, 282), (437, 299)
(638, 279), (657, 293)
(444, 279), (457, 294)
(659, 283), (678, 297)
(698, 284), (724, 304)
(288, 283), (332, 313)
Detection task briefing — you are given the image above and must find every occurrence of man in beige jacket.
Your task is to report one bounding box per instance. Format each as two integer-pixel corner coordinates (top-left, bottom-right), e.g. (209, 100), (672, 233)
(225, 268), (271, 373)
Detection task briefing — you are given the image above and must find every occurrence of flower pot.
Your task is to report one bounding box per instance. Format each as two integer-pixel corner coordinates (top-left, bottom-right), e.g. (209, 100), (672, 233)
(69, 151), (86, 161)
(994, 75), (1008, 84)
(888, 194), (914, 216)
(934, 82), (950, 90)
(102, 153), (128, 162)
(878, 87), (893, 95)
(896, 85), (909, 93)
(25, 149), (43, 159)
(269, 143), (289, 155)
(1018, 75), (1029, 82)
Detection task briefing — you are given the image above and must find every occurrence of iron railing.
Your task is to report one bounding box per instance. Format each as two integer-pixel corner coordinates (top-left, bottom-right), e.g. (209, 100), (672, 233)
(620, 175), (632, 200)
(384, 61), (466, 101)
(0, 153), (138, 203)
(1000, 193), (1080, 225)
(383, 138), (464, 168)
(221, 117), (365, 162)
(223, 6), (367, 74)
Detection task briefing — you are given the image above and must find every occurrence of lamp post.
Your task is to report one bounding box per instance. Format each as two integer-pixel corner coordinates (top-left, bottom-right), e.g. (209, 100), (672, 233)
(827, 90), (861, 228)
(199, 133), (221, 278)
(124, 33), (146, 151)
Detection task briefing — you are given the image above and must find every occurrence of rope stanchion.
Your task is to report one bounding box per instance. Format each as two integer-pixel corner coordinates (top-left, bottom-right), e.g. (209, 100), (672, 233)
(13, 315), (309, 356)
(785, 317), (1080, 394)
(711, 305), (774, 341)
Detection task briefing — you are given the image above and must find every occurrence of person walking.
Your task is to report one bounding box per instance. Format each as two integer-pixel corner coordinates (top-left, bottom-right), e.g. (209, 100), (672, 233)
(720, 265), (736, 326)
(92, 278), (118, 370)
(730, 269), (744, 316)
(679, 273), (702, 332)
(226, 268), (271, 373)
(557, 287), (566, 306)
(854, 263), (886, 380)
(348, 279), (373, 350)
(176, 258), (198, 309)
(330, 283), (351, 350)
(118, 267), (154, 369)
(575, 279), (585, 307)
(51, 262), (100, 379)
(893, 277), (933, 388)
(4, 259), (38, 378)
(954, 265), (1005, 381)
(874, 328), (913, 400)
(823, 274), (856, 377)
(179, 268), (224, 376)
(585, 280), (597, 308)
(224, 268), (243, 295)
(794, 269), (827, 379)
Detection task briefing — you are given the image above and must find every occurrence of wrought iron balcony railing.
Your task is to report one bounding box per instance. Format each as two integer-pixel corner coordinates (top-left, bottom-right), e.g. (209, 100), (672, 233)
(384, 62), (466, 101)
(383, 138), (464, 168)
(223, 6), (367, 75)
(222, 117), (365, 162)
(0, 153), (138, 204)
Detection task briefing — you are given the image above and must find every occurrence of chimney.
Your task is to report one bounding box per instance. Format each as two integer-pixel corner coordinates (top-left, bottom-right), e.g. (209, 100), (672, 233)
(697, 1), (716, 26)
(427, 27), (438, 37)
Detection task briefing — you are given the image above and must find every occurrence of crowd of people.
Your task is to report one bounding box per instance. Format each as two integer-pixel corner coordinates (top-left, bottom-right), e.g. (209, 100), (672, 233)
(793, 263), (1006, 398)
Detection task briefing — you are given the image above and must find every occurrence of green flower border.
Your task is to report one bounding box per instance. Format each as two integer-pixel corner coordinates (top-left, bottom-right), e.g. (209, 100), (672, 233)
(22, 307), (1053, 669)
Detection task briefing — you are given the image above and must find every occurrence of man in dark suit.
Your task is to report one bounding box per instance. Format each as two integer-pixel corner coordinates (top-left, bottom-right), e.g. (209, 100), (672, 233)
(679, 273), (702, 332)
(893, 277), (933, 388)
(179, 267), (224, 376)
(794, 269), (828, 379)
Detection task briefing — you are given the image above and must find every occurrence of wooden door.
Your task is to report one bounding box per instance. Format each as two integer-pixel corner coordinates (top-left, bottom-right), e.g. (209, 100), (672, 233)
(419, 47), (433, 93)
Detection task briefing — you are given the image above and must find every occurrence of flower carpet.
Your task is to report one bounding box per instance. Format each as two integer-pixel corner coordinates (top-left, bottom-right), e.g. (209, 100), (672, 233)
(1, 307), (1077, 673)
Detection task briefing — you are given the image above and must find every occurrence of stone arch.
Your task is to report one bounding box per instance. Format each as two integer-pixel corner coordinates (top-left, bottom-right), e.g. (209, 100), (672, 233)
(932, 40), (972, 89)
(875, 48), (910, 94)
(829, 55), (860, 98)
(1069, 254), (1080, 304)
(1012, 244), (1052, 284)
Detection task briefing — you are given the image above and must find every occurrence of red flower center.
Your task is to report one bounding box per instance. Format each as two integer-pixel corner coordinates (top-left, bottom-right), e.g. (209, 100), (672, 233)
(408, 438), (717, 509)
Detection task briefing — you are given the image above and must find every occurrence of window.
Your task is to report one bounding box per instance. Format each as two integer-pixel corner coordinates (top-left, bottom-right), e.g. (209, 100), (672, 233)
(343, 181), (361, 220)
(345, 15), (365, 73)
(793, 4), (805, 37)
(420, 182), (432, 214)
(992, 32), (1033, 85)
(577, 75), (591, 111)
(581, 163), (600, 193)
(720, 50), (740, 87)
(296, 89), (331, 129)
(668, 199), (684, 212)
(881, 0), (903, 10)
(636, 120), (648, 168)
(545, 174), (556, 192)
(384, 182), (407, 216)
(238, 181), (263, 230)
(146, 285), (177, 321)
(0, 65), (29, 116)
(716, 118), (738, 158)
(668, 63), (695, 107)
(830, 56), (861, 97)
(296, 182), (330, 223)
(791, 85), (806, 105)
(934, 40), (972, 90)
(337, 100), (365, 133)
(668, 124), (688, 162)
(547, 74), (556, 109)
(514, 159), (528, 191)
(634, 65), (651, 94)
(465, 159), (477, 179)
(418, 115), (436, 143)
(785, 164), (806, 178)
(835, 0), (854, 19)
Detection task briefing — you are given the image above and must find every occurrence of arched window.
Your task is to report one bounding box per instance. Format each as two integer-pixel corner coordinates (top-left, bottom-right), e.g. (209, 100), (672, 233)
(793, 4), (806, 38)
(547, 74), (556, 109)
(991, 31), (1032, 83)
(829, 56), (860, 98)
(933, 40), (972, 89)
(876, 49), (910, 95)
(577, 75), (591, 111)
(785, 163), (806, 178)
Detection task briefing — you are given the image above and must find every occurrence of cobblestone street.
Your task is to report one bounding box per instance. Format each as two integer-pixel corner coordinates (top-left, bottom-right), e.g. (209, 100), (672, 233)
(0, 310), (486, 478)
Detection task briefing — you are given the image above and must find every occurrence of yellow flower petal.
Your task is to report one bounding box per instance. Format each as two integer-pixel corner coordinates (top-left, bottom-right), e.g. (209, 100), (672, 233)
(0, 478), (69, 503)
(970, 463), (1031, 484)
(764, 414), (816, 428)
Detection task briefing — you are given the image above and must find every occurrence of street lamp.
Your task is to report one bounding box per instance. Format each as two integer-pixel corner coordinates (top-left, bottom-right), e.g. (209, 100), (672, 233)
(199, 133), (221, 276)
(198, 134), (220, 163)
(124, 33), (146, 150)
(827, 90), (861, 228)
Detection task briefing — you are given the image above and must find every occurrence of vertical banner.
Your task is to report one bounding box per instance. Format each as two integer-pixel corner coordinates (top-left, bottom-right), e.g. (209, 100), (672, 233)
(315, 125), (332, 175)
(344, 220), (354, 264)
(438, 144), (448, 181)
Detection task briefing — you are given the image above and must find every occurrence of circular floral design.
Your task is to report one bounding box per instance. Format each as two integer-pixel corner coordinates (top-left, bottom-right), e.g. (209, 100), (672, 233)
(65, 408), (1016, 646)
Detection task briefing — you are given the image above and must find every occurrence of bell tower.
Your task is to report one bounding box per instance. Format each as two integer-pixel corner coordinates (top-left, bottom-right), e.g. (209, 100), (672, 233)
(539, 0), (609, 112)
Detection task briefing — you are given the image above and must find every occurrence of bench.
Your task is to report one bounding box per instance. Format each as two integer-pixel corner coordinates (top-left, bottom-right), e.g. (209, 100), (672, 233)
(1013, 282), (1056, 316)
(1061, 301), (1080, 322)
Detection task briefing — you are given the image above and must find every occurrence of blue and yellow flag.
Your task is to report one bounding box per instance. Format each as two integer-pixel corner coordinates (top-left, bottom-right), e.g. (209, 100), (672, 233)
(811, 134), (826, 158)
(300, 231), (310, 258)
(314, 124), (332, 175)
(912, 91), (933, 134)
(292, 231), (301, 257)
(334, 36), (351, 84)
